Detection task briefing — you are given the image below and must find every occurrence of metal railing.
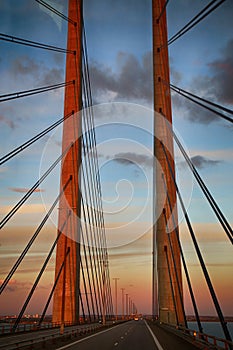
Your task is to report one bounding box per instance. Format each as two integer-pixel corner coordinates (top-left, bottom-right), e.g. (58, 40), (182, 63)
(0, 323), (103, 350)
(165, 323), (233, 350)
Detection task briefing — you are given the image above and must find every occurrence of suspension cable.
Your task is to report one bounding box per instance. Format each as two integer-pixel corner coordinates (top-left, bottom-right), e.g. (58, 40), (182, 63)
(80, 258), (92, 323)
(38, 247), (70, 326)
(81, 16), (113, 318)
(0, 111), (73, 165)
(0, 33), (75, 54)
(157, 0), (170, 22)
(0, 176), (71, 295)
(80, 225), (97, 320)
(162, 177), (203, 333)
(82, 23), (113, 316)
(12, 216), (69, 332)
(172, 130), (233, 243)
(81, 178), (103, 320)
(167, 0), (226, 46)
(164, 245), (179, 325)
(170, 83), (233, 116)
(35, 0), (76, 25)
(82, 36), (112, 318)
(161, 175), (187, 327)
(0, 142), (72, 229)
(81, 195), (101, 319)
(161, 140), (232, 343)
(170, 84), (233, 123)
(0, 80), (74, 103)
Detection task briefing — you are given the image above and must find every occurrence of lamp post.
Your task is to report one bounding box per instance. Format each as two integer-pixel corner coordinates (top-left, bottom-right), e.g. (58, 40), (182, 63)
(121, 288), (125, 320)
(101, 260), (108, 326)
(125, 294), (129, 319)
(113, 278), (119, 321)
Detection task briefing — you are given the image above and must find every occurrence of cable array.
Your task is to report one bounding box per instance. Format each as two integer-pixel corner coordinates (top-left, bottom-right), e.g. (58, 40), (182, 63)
(167, 0), (227, 46)
(0, 0), (231, 341)
(0, 0), (113, 328)
(0, 81), (74, 103)
(0, 32), (75, 54)
(161, 139), (232, 343)
(78, 19), (114, 322)
(157, 0), (170, 22)
(170, 83), (233, 123)
(35, 0), (76, 25)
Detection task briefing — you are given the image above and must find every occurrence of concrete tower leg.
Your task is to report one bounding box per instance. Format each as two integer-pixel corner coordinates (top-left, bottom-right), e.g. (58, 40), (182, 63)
(52, 0), (82, 325)
(152, 0), (185, 326)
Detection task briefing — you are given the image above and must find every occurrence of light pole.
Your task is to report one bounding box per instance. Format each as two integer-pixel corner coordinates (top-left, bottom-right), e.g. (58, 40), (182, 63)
(101, 260), (108, 326)
(126, 294), (128, 319)
(113, 278), (119, 321)
(121, 288), (125, 320)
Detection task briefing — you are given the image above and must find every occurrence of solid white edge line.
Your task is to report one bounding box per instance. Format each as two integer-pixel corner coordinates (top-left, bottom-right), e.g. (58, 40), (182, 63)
(55, 323), (123, 350)
(144, 320), (165, 350)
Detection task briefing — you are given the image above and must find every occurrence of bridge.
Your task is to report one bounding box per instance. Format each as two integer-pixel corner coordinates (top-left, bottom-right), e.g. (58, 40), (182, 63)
(0, 0), (232, 349)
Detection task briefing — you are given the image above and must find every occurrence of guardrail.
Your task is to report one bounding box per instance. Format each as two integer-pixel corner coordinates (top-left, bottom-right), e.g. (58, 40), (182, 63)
(0, 320), (99, 335)
(163, 323), (233, 350)
(0, 323), (103, 350)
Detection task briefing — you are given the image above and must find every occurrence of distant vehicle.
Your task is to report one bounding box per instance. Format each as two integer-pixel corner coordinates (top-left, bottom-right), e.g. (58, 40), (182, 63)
(134, 317), (139, 321)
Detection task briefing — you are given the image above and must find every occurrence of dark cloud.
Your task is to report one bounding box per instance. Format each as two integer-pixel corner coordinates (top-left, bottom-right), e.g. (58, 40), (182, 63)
(40, 67), (63, 85)
(172, 92), (218, 124)
(113, 152), (153, 168)
(190, 155), (221, 169)
(9, 187), (45, 193)
(89, 51), (153, 103)
(11, 56), (40, 78)
(208, 39), (233, 105)
(172, 39), (233, 124)
(0, 115), (16, 129)
(10, 56), (64, 86)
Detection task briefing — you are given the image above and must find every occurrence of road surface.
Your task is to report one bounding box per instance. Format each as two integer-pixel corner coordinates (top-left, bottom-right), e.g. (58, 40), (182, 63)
(56, 320), (157, 350)
(54, 320), (200, 350)
(0, 320), (201, 350)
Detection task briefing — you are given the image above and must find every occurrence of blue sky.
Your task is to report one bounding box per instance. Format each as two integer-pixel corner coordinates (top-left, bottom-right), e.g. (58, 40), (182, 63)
(0, 0), (232, 317)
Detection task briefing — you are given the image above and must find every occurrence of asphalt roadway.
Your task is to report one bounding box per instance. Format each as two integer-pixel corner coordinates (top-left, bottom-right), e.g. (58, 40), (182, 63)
(54, 320), (200, 350)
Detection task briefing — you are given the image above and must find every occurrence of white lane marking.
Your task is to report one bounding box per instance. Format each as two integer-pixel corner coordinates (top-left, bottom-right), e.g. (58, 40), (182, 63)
(55, 324), (122, 350)
(121, 336), (124, 339)
(144, 320), (165, 350)
(114, 342), (118, 346)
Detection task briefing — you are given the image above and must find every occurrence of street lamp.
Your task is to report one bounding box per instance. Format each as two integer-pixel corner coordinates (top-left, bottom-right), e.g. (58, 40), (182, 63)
(125, 294), (129, 319)
(113, 278), (119, 321)
(121, 288), (125, 320)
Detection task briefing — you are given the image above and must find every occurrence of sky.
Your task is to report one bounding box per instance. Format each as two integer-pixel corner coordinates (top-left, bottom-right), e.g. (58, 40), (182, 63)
(0, 0), (232, 321)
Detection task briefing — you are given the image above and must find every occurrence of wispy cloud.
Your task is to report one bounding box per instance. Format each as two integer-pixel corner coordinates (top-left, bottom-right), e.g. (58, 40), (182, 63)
(0, 279), (32, 293)
(10, 55), (64, 87)
(172, 38), (233, 124)
(113, 152), (153, 168)
(0, 115), (16, 129)
(190, 155), (221, 169)
(8, 187), (45, 193)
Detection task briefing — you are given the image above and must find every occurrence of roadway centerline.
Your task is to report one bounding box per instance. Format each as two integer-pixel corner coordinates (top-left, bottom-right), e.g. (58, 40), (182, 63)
(144, 320), (165, 350)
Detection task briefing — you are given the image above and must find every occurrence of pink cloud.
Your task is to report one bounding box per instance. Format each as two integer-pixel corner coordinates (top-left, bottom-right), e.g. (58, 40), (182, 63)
(8, 187), (45, 193)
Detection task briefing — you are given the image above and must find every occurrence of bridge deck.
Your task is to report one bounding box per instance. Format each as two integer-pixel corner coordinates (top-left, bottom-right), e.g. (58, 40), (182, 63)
(0, 320), (203, 350)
